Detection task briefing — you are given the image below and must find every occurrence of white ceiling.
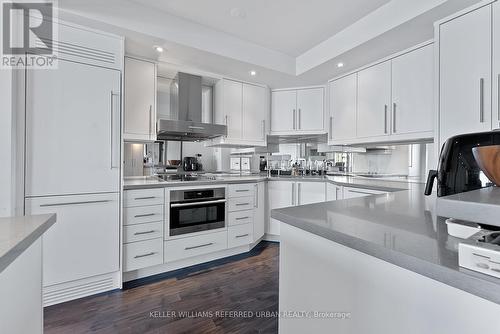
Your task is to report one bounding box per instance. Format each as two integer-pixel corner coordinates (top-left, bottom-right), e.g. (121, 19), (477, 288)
(129, 0), (390, 57)
(59, 0), (482, 88)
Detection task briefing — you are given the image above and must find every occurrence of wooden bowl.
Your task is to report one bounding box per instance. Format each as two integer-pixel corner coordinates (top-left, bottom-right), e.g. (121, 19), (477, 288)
(472, 145), (500, 186)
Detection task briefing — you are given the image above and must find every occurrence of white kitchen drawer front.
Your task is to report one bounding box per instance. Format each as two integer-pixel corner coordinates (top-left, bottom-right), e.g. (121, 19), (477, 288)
(123, 238), (163, 272)
(228, 223), (254, 248)
(228, 210), (254, 226)
(228, 196), (254, 212)
(124, 221), (163, 243)
(124, 205), (164, 226)
(124, 188), (164, 207)
(164, 231), (227, 263)
(228, 183), (256, 198)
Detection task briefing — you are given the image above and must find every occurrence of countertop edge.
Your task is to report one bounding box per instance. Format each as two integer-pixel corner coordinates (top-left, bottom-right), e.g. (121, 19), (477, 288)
(271, 208), (500, 305)
(0, 214), (57, 274)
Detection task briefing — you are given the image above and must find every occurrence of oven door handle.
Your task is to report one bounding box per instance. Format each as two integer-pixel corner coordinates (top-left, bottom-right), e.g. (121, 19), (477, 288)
(170, 199), (226, 208)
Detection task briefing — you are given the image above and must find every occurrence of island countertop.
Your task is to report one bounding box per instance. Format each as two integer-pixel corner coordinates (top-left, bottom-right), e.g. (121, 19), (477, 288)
(0, 214), (56, 274)
(271, 185), (500, 305)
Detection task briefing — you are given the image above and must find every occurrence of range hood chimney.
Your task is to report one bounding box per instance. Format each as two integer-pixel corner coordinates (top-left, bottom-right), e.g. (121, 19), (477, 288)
(157, 72), (227, 141)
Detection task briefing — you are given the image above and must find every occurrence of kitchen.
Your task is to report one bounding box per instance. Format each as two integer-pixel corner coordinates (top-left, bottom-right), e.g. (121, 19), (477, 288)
(2, 0), (500, 333)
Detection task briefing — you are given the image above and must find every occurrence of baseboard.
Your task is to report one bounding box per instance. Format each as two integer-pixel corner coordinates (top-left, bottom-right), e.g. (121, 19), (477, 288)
(263, 233), (280, 242)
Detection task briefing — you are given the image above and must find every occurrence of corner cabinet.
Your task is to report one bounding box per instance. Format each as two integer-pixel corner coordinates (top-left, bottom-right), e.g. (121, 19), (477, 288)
(271, 87), (325, 135)
(124, 57), (157, 142)
(328, 42), (434, 145)
(209, 79), (270, 147)
(438, 3), (496, 147)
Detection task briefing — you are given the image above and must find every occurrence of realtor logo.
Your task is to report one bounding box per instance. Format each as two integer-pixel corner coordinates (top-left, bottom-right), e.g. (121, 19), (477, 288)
(1, 0), (58, 68)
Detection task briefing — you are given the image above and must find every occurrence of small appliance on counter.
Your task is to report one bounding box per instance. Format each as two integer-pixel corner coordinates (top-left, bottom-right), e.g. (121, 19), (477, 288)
(459, 230), (500, 279)
(183, 156), (199, 172)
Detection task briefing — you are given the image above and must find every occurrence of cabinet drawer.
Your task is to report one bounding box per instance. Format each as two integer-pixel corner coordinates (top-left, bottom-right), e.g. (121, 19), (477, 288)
(228, 183), (255, 198)
(124, 188), (164, 207)
(228, 196), (254, 212)
(124, 221), (163, 243)
(228, 210), (254, 226)
(124, 205), (164, 226)
(123, 238), (163, 272)
(228, 223), (253, 248)
(164, 231), (227, 263)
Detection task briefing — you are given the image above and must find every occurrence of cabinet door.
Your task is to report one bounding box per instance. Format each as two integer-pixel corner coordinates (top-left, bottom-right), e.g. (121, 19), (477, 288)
(326, 183), (342, 201)
(25, 193), (119, 287)
(297, 88), (324, 131)
(268, 181), (294, 236)
(329, 74), (357, 142)
(223, 79), (243, 139)
(357, 61), (392, 138)
(242, 83), (267, 142)
(493, 2), (500, 130)
(254, 182), (266, 242)
(271, 90), (296, 132)
(124, 57), (156, 141)
(392, 44), (434, 135)
(25, 59), (120, 197)
(297, 182), (326, 205)
(439, 5), (492, 145)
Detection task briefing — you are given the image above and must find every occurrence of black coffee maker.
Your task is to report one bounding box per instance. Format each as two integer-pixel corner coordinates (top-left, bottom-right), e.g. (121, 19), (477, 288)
(183, 156), (199, 172)
(425, 130), (500, 197)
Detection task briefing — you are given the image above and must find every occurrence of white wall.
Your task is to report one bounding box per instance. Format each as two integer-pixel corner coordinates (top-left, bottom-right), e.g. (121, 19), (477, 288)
(0, 68), (13, 217)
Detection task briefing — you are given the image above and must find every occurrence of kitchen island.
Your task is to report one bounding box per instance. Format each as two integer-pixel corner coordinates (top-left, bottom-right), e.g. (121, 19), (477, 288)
(271, 187), (500, 334)
(0, 214), (56, 334)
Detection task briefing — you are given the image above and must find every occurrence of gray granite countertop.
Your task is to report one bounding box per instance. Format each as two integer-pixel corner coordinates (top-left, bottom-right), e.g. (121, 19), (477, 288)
(271, 186), (500, 305)
(0, 214), (56, 274)
(124, 174), (417, 191)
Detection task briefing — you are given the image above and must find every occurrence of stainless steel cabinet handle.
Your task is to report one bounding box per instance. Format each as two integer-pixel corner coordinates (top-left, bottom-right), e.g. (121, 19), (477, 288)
(40, 200), (111, 207)
(134, 196), (156, 200)
(384, 105), (388, 134)
(235, 202), (249, 206)
(254, 184), (258, 208)
(134, 230), (157, 235)
(392, 103), (397, 133)
(134, 252), (156, 259)
(329, 116), (333, 140)
(149, 105), (153, 136)
(171, 199), (226, 208)
(235, 234), (249, 238)
(185, 242), (213, 250)
(134, 213), (155, 218)
(236, 216), (250, 220)
(480, 78), (485, 123)
(293, 109), (296, 129)
(298, 108), (302, 129)
(235, 189), (249, 192)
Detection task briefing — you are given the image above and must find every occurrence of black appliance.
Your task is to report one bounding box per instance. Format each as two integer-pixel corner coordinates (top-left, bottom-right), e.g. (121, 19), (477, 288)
(169, 187), (226, 236)
(425, 131), (500, 197)
(183, 156), (199, 172)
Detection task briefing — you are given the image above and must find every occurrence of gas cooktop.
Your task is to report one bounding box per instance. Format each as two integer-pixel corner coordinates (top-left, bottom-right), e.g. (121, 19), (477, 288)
(156, 174), (217, 182)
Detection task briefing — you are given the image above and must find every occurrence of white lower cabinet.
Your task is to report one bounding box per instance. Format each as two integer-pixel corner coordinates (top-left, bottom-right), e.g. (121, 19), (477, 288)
(228, 223), (254, 248)
(254, 182), (266, 242)
(229, 210), (254, 226)
(296, 182), (326, 205)
(164, 231), (227, 262)
(228, 196), (254, 212)
(326, 183), (343, 201)
(123, 238), (163, 272)
(25, 193), (120, 287)
(124, 221), (163, 243)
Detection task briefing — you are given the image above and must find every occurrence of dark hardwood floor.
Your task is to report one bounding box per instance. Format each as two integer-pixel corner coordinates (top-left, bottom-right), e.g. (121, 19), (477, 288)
(44, 242), (279, 334)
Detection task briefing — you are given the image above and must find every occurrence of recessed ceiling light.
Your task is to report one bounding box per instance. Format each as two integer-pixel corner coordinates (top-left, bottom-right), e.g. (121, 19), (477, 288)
(250, 70), (257, 76)
(230, 7), (247, 19)
(155, 46), (164, 53)
(337, 62), (344, 68)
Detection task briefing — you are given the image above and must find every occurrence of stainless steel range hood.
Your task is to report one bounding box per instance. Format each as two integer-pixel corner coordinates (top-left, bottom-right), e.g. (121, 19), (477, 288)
(157, 72), (227, 141)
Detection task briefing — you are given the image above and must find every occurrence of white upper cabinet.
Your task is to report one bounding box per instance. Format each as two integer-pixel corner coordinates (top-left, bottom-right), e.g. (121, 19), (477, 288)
(438, 4), (492, 146)
(296, 88), (325, 131)
(329, 73), (357, 143)
(271, 90), (296, 132)
(211, 79), (269, 147)
(271, 87), (325, 134)
(391, 44), (434, 136)
(124, 57), (157, 142)
(357, 61), (392, 138)
(243, 83), (267, 142)
(492, 1), (500, 130)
